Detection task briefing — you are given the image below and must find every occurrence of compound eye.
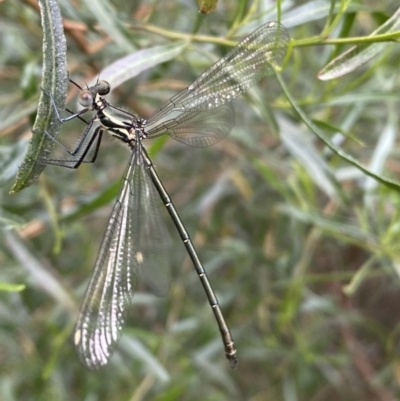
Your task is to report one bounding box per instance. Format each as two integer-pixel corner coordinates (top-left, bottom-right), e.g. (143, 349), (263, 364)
(78, 90), (93, 107)
(97, 80), (110, 95)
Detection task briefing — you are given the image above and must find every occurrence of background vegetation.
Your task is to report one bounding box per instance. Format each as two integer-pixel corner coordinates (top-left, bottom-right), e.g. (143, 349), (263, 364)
(1, 0), (400, 400)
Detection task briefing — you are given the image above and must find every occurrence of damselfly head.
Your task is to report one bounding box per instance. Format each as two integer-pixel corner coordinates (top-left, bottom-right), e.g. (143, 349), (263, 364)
(79, 81), (110, 108)
(78, 90), (93, 107)
(94, 80), (111, 96)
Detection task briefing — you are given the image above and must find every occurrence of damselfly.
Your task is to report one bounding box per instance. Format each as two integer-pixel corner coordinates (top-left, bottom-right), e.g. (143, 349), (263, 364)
(43, 21), (289, 370)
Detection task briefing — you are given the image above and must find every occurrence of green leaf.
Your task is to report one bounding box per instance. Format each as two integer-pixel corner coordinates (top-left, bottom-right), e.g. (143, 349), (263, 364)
(0, 207), (25, 229)
(120, 336), (170, 383)
(277, 72), (400, 192)
(279, 205), (374, 245)
(10, 0), (68, 193)
(82, 0), (135, 52)
(279, 117), (344, 200)
(62, 179), (121, 223)
(99, 42), (187, 89)
(342, 257), (375, 295)
(4, 231), (76, 313)
(0, 282), (26, 292)
(364, 111), (397, 193)
(318, 7), (400, 80)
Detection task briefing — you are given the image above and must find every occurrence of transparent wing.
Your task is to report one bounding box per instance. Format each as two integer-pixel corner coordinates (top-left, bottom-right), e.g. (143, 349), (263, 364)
(73, 146), (171, 370)
(132, 146), (171, 295)
(146, 102), (235, 147)
(147, 21), (289, 125)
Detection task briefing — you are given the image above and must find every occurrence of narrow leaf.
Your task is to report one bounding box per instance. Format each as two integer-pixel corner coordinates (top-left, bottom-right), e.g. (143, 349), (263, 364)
(4, 231), (76, 313)
(120, 336), (170, 383)
(82, 0), (135, 52)
(318, 7), (400, 80)
(342, 258), (375, 295)
(279, 116), (342, 199)
(277, 73), (400, 192)
(62, 179), (120, 223)
(10, 0), (68, 193)
(364, 112), (396, 192)
(98, 42), (187, 89)
(0, 282), (26, 292)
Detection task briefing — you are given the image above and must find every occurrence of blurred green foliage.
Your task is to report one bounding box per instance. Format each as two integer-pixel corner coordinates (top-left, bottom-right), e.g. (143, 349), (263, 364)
(1, 0), (400, 400)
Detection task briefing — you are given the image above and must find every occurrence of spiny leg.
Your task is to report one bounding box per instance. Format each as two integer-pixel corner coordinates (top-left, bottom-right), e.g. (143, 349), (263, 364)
(42, 127), (104, 169)
(41, 86), (90, 123)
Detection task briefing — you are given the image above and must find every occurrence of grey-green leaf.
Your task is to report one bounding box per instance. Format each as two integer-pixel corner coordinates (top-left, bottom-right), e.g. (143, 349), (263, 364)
(277, 72), (400, 193)
(98, 42), (187, 89)
(318, 7), (400, 80)
(82, 0), (135, 53)
(279, 117), (343, 200)
(10, 0), (68, 194)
